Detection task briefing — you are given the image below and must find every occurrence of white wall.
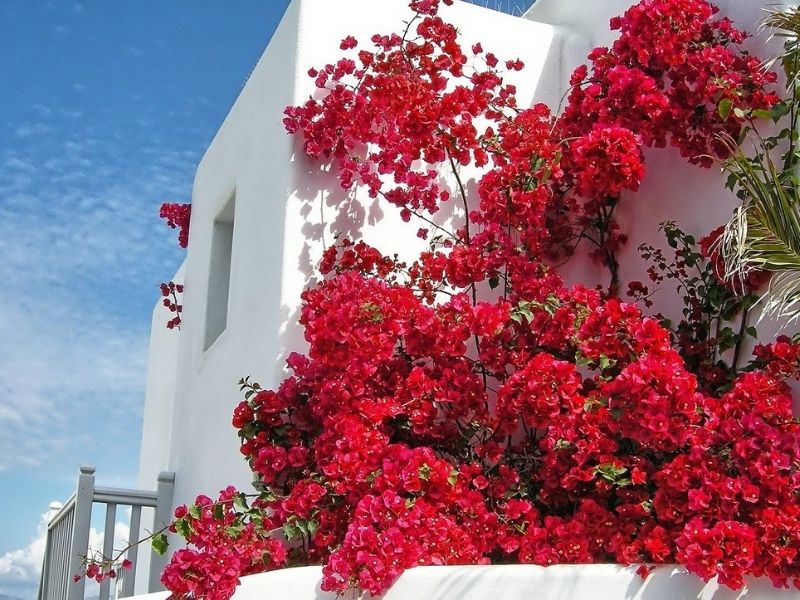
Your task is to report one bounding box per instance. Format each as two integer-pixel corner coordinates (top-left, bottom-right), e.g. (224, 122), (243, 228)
(131, 564), (797, 599)
(138, 0), (593, 516)
(138, 0), (800, 546)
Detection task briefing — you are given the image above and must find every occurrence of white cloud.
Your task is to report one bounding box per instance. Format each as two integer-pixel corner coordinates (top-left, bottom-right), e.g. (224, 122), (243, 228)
(0, 510), (49, 591)
(0, 128), (196, 472)
(0, 507), (132, 598)
(0, 296), (148, 471)
(3, 157), (35, 172)
(13, 123), (51, 139)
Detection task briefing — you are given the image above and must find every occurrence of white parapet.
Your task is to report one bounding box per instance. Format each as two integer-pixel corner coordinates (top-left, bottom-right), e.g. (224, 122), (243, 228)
(128, 563), (798, 599)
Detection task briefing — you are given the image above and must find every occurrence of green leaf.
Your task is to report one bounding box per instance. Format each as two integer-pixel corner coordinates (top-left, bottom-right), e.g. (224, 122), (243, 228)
(188, 505), (201, 520)
(718, 98), (733, 119)
(598, 355), (616, 371)
(296, 520), (309, 536)
(260, 489), (277, 503)
(418, 464), (431, 481)
(282, 522), (300, 541)
(234, 493), (248, 511)
(174, 518), (192, 539)
(306, 519), (319, 536)
(447, 470), (459, 486)
(212, 503), (225, 520)
(225, 524), (245, 537)
(594, 463), (628, 483)
(554, 439), (573, 451)
(151, 533), (168, 556)
(771, 102), (791, 122)
(583, 396), (607, 412)
(751, 108), (774, 121)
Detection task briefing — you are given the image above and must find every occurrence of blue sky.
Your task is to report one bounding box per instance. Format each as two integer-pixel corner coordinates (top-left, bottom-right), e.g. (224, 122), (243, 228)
(0, 1), (292, 596)
(0, 0), (533, 597)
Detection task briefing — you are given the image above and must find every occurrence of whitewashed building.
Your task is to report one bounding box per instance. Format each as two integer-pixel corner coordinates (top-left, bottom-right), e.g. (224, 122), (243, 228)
(43, 1), (800, 598)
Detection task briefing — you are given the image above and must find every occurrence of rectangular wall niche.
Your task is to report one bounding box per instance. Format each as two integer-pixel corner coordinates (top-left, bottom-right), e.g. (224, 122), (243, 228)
(204, 192), (235, 350)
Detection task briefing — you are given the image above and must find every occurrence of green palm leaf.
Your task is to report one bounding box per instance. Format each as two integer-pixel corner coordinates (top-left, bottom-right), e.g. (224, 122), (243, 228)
(762, 6), (800, 86)
(718, 6), (800, 324)
(721, 143), (800, 322)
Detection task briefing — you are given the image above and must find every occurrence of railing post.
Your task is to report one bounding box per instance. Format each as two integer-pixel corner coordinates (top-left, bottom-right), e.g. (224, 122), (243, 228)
(67, 465), (95, 600)
(119, 504), (142, 598)
(148, 471), (175, 592)
(37, 502), (64, 600)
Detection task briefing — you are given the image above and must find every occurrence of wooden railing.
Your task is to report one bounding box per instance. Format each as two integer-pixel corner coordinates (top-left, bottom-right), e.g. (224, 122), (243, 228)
(37, 466), (175, 600)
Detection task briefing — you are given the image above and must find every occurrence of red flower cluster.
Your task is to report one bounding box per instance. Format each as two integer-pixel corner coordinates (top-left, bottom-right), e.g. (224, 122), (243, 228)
(73, 557), (132, 585)
(560, 0), (778, 164)
(160, 281), (184, 330)
(159, 202), (191, 249)
(555, 0), (777, 281)
(215, 271), (800, 596)
(161, 487), (287, 600)
(283, 0), (526, 224)
(159, 1), (799, 598)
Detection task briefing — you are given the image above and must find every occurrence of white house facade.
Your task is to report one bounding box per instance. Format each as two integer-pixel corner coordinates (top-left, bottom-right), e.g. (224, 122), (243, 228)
(128, 0), (799, 597)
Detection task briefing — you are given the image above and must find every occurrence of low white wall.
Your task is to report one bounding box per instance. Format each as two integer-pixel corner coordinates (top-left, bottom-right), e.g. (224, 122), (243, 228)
(130, 564), (798, 599)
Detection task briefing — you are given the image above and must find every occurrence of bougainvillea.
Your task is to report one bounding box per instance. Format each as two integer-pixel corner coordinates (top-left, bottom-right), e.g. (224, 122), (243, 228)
(159, 202), (192, 249)
(159, 281), (184, 330)
(161, 488), (287, 600)
(155, 0), (800, 598)
(158, 202), (190, 330)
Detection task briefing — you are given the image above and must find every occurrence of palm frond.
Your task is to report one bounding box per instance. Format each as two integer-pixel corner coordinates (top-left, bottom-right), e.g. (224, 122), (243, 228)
(760, 271), (800, 324)
(720, 140), (800, 323)
(762, 6), (800, 86)
(721, 139), (800, 265)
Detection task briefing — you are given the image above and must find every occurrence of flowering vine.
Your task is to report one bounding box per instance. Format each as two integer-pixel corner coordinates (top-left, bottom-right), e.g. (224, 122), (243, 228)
(158, 202), (190, 330)
(148, 1), (800, 598)
(159, 202), (191, 249)
(160, 281), (184, 330)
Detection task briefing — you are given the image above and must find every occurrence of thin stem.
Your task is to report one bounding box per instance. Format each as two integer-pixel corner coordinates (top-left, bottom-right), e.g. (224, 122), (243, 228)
(597, 200), (620, 294)
(447, 153), (471, 244)
(784, 50), (799, 172)
(376, 190), (460, 242)
(731, 304), (750, 371)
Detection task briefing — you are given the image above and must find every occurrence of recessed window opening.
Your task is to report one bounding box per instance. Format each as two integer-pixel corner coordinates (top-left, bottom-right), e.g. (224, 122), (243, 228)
(204, 192), (235, 350)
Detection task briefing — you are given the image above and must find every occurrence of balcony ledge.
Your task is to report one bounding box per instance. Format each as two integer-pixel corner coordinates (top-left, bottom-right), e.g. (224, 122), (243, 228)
(130, 563), (797, 599)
